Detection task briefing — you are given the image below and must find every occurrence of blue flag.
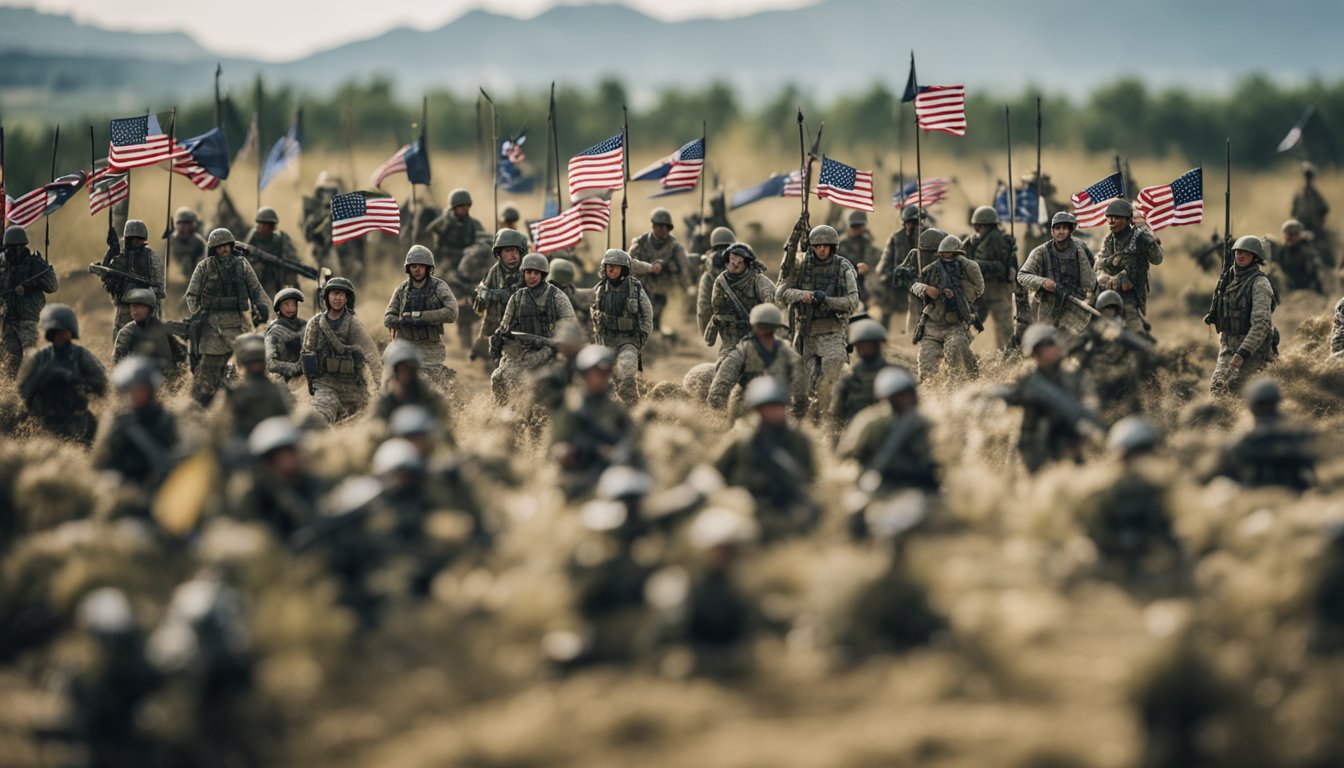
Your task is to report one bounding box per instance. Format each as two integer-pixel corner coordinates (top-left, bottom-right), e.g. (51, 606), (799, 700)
(994, 184), (1039, 224)
(259, 118), (300, 191)
(180, 127), (231, 181)
(730, 173), (789, 210)
(497, 131), (536, 193)
(404, 139), (431, 185)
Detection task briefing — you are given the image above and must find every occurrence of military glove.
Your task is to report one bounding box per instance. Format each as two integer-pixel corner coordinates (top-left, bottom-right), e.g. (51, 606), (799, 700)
(252, 305), (269, 326)
(812, 290), (827, 304)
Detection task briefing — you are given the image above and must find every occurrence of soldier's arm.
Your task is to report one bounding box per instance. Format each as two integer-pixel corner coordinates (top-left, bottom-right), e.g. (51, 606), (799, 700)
(38, 265), (59, 294)
(637, 285), (654, 338)
(383, 284), (405, 328)
(150, 251), (166, 299)
(418, 281), (459, 325)
(706, 349), (744, 409)
(696, 271), (714, 333)
(1331, 298), (1344, 356)
(628, 258), (655, 277)
(301, 317), (318, 355)
(265, 331), (299, 378)
(1145, 234), (1164, 266)
(90, 415), (121, 473)
(1079, 245), (1098, 293)
(756, 274), (779, 306)
(79, 348), (109, 398)
(1238, 277), (1275, 360)
(240, 260), (271, 311)
(499, 293), (520, 333)
(184, 263), (204, 315)
(964, 259), (985, 301)
(113, 324), (132, 364)
(17, 354), (41, 401)
(786, 348), (808, 413)
(573, 287), (596, 308)
(1017, 249), (1046, 291)
(822, 266), (860, 313)
(674, 244), (692, 287)
(910, 263), (935, 299)
(553, 290), (578, 324)
(774, 258), (809, 304)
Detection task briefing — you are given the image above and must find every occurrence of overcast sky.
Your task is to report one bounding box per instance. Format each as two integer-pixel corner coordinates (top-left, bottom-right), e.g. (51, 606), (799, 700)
(9, 0), (817, 60)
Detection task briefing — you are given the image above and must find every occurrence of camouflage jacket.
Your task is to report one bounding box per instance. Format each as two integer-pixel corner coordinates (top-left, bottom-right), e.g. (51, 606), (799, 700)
(500, 283), (577, 341)
(373, 375), (454, 430)
(108, 245), (166, 303)
(1332, 297), (1344, 357)
(709, 270), (776, 348)
(829, 356), (889, 428)
(551, 391), (636, 475)
(1019, 238), (1097, 334)
(428, 213), (487, 270)
(1216, 415), (1317, 491)
(1292, 185), (1330, 231)
(474, 262), (523, 339)
(242, 229), (304, 291)
(1214, 265), (1275, 360)
(630, 232), (691, 292)
(113, 316), (182, 373)
(837, 404), (938, 492)
(384, 276), (459, 341)
(18, 343), (108, 416)
(911, 255), (985, 327)
(1273, 240), (1325, 292)
(837, 231), (882, 271)
(301, 310), (382, 382)
(92, 405), (178, 489)
(223, 373), (294, 439)
(713, 423), (815, 510)
(707, 335), (805, 412)
(878, 226), (919, 286)
(592, 276), (653, 348)
(776, 251), (861, 335)
(964, 227), (1017, 285)
(1096, 226), (1163, 306)
(265, 316), (306, 380)
(0, 248), (58, 322)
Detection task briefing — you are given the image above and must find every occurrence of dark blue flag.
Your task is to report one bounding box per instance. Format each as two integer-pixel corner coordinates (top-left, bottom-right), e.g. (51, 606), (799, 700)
(730, 173), (789, 210)
(994, 184), (1039, 224)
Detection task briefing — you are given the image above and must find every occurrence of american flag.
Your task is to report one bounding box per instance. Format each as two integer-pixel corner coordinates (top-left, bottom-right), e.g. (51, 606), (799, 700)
(632, 137), (705, 192)
(331, 192), (400, 245)
(173, 127), (230, 191)
(5, 187), (47, 229)
(5, 171), (88, 228)
(913, 86), (967, 136)
(530, 198), (612, 254)
(89, 166), (130, 215)
(371, 138), (432, 188)
(1134, 167), (1203, 231)
(1070, 172), (1125, 228)
(893, 177), (950, 208)
(108, 114), (187, 171)
(814, 156), (874, 212)
(568, 133), (624, 202)
(782, 168), (804, 198)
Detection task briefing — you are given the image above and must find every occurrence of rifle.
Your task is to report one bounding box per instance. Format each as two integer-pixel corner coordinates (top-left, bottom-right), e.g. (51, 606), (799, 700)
(163, 313), (206, 373)
(995, 372), (1104, 436)
(936, 258), (984, 332)
(1206, 139), (1233, 332)
(235, 243), (321, 281)
(290, 476), (385, 552)
(88, 263), (158, 289)
(505, 331), (560, 350)
(779, 111), (821, 283)
(301, 353), (319, 395)
(2, 261), (54, 299)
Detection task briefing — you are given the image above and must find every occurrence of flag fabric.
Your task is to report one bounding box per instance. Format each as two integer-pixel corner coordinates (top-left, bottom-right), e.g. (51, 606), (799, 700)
(815, 156), (874, 212)
(5, 171), (88, 228)
(259, 117), (301, 192)
(1070, 172), (1125, 228)
(331, 192), (399, 244)
(567, 133), (624, 201)
(108, 114), (187, 171)
(5, 187), (47, 229)
(0, 125), (6, 226)
(173, 127), (231, 190)
(1277, 105), (1316, 153)
(893, 177), (950, 208)
(632, 138), (705, 192)
(498, 132), (535, 193)
(529, 198), (612, 254)
(1134, 168), (1203, 231)
(993, 184), (1039, 224)
(89, 167), (130, 216)
(900, 57), (966, 136)
(782, 168), (804, 198)
(371, 138), (431, 188)
(234, 112), (259, 165)
(730, 173), (789, 210)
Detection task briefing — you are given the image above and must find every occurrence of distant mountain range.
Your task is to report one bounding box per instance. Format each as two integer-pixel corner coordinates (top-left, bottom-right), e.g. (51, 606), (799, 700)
(2, 0), (1342, 120)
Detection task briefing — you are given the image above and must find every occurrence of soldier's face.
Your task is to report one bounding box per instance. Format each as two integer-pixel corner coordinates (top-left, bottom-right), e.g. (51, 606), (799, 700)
(500, 248), (521, 269)
(1033, 342), (1062, 369)
(727, 254), (747, 275)
(266, 446), (302, 479)
(652, 223), (671, 238)
(327, 290), (348, 311)
(973, 224), (991, 235)
(849, 223), (865, 236)
(582, 366), (613, 394)
(49, 329), (72, 348)
(753, 323), (777, 339)
(1234, 250), (1255, 268)
(604, 264), (623, 281)
(813, 244), (834, 260)
(409, 264), (429, 281)
(279, 299), (298, 319)
(395, 362), (417, 385)
(214, 244), (233, 258)
(130, 304), (151, 322)
(855, 340), (881, 360)
(904, 221), (917, 234)
(1052, 224), (1073, 243)
(126, 237), (146, 249)
(1106, 216), (1129, 234)
(258, 222), (276, 236)
(175, 221), (193, 237)
(756, 402), (787, 427)
(453, 205), (471, 219)
(129, 383), (155, 410)
(1284, 230), (1302, 245)
(1101, 306), (1119, 318)
(524, 269), (544, 288)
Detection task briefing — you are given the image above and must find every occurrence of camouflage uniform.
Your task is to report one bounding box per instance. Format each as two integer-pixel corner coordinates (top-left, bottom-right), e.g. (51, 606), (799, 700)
(92, 402), (178, 491)
(707, 337), (806, 416)
(302, 307), (382, 424)
(1001, 364), (1090, 473)
(837, 403), (939, 493)
(713, 421), (818, 542)
(775, 248), (860, 416)
(1018, 236), (1098, 342)
(428, 211), (488, 275)
(707, 270), (776, 358)
(629, 230), (691, 328)
(876, 223), (918, 322)
(373, 376), (453, 432)
(112, 312), (184, 386)
(551, 388), (638, 499)
(837, 229), (882, 303)
(455, 243), (496, 354)
(1212, 417), (1317, 491)
(696, 247), (729, 337)
(1209, 263), (1276, 396)
(383, 275), (459, 382)
(106, 241), (166, 341)
(491, 283), (577, 403)
(910, 251), (984, 381)
(184, 246), (270, 406)
(222, 371), (294, 441)
(1071, 316), (1155, 423)
(1332, 297), (1344, 358)
(1095, 225), (1163, 334)
(265, 315), (306, 382)
(592, 275), (654, 405)
(172, 231), (209, 282)
(474, 260), (523, 362)
(0, 238), (58, 375)
(829, 356), (889, 429)
(242, 227), (304, 296)
(964, 226), (1019, 350)
(1273, 239), (1326, 293)
(18, 340), (108, 445)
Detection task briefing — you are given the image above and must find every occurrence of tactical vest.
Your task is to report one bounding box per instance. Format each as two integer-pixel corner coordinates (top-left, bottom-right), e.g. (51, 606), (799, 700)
(797, 254), (849, 321)
(1100, 228), (1154, 301)
(1215, 268), (1273, 338)
(634, 234), (682, 275)
(29, 346), (90, 415)
(713, 272), (768, 341)
(120, 246), (154, 281)
(1234, 421), (1313, 490)
(1043, 241), (1085, 294)
(967, 230), (1015, 284)
(226, 376), (291, 436)
(595, 278), (645, 336)
(839, 360), (884, 418)
(437, 216), (481, 255)
(3, 248), (48, 320)
(736, 337), (794, 385)
(398, 278), (449, 341)
(511, 284), (566, 337)
(313, 313), (361, 376)
(125, 318), (175, 364)
(201, 256), (249, 312)
(266, 317), (304, 361)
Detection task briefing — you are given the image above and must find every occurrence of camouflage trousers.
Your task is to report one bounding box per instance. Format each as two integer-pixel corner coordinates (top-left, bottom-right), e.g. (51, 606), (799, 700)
(311, 374), (370, 424)
(976, 283), (1016, 352)
(490, 345), (556, 405)
(407, 337), (456, 392)
(1, 319), (38, 377)
(614, 342), (642, 405)
(1211, 333), (1271, 397)
(192, 353), (232, 407)
(917, 320), (976, 382)
(799, 331), (848, 419)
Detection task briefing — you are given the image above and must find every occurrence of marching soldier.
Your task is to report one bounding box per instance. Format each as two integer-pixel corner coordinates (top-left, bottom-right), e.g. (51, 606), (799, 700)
(1081, 417), (1181, 577)
(242, 206), (306, 296)
(301, 277), (381, 424)
(1095, 199), (1163, 334)
(101, 219), (165, 343)
(93, 356), (179, 494)
(591, 249), (654, 405)
(220, 333), (294, 441)
(707, 303), (805, 417)
(837, 210), (882, 304)
(530, 320), (590, 417)
(1072, 290), (1157, 423)
(499, 203), (524, 234)
(374, 340), (453, 433)
(707, 242), (776, 358)
(696, 226), (736, 338)
(473, 229), (527, 367)
(547, 258), (593, 324)
(775, 225), (860, 417)
(18, 304), (107, 446)
(232, 416), (322, 540)
(427, 188), (488, 275)
(171, 207), (209, 281)
(1207, 236), (1277, 396)
(490, 253), (577, 404)
(1272, 218), (1327, 293)
(265, 287), (307, 384)
(1, 224), (58, 376)
(383, 244), (459, 386)
(1206, 378), (1317, 491)
(551, 345), (640, 499)
(875, 205), (921, 331)
(1292, 162), (1331, 260)
(964, 205), (1019, 351)
(629, 207), (692, 331)
(184, 228), (270, 407)
(301, 174), (345, 273)
(830, 319), (894, 431)
(1018, 211), (1098, 344)
(910, 235), (984, 382)
(112, 288), (184, 385)
(997, 324), (1102, 473)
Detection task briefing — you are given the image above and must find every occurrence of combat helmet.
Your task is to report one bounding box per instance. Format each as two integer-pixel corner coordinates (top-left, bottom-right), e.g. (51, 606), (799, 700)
(521, 253), (550, 274)
(1020, 323), (1058, 356)
(39, 304), (79, 339)
(710, 226), (736, 247)
(809, 225), (839, 246)
(918, 227), (948, 250)
(743, 376), (789, 409)
(1231, 235), (1265, 262)
(233, 333), (266, 366)
(383, 339), (422, 369)
(248, 416), (302, 458)
(600, 249), (632, 269)
(650, 208), (674, 228)
(122, 288), (158, 311)
(112, 355), (163, 392)
(748, 303), (786, 328)
(123, 219), (149, 240)
(725, 242), (757, 265)
(937, 235), (965, 254)
(1051, 211), (1078, 229)
(900, 205), (921, 223)
(501, 204), (521, 223)
(3, 225), (28, 247)
(389, 405), (437, 439)
(207, 228), (236, 249)
(548, 258), (577, 284)
(873, 366), (916, 400)
(373, 438), (425, 477)
(404, 244), (435, 272)
(1282, 219), (1305, 236)
(849, 318), (888, 344)
(255, 207), (279, 224)
(575, 344), (617, 373)
(1095, 290), (1123, 312)
(492, 228), (529, 257)
(1107, 416), (1160, 457)
(847, 210), (869, 226)
(448, 188), (473, 208)
(1244, 377), (1281, 406)
(272, 287), (304, 314)
(322, 276), (356, 309)
(971, 205), (999, 225)
(175, 207), (198, 224)
(1104, 199), (1134, 218)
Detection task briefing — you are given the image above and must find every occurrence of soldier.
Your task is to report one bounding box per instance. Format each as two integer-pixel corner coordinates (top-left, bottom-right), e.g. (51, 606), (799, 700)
(629, 207), (692, 331)
(997, 324), (1102, 473)
(1018, 211), (1098, 343)
(875, 205), (921, 330)
(590, 249), (654, 405)
(1292, 162), (1330, 258)
(964, 205), (1019, 351)
(242, 206), (306, 297)
(1071, 290), (1157, 423)
(1207, 236), (1277, 396)
(776, 224), (860, 417)
(551, 345), (640, 499)
(707, 303), (805, 417)
(547, 258), (593, 324)
(530, 320), (590, 417)
(264, 287), (307, 384)
(490, 253), (577, 404)
(1333, 296), (1344, 358)
(707, 242), (776, 358)
(1206, 378), (1317, 491)
(910, 235), (984, 382)
(233, 416), (321, 540)
(473, 229), (527, 367)
(696, 226), (736, 338)
(112, 288), (185, 385)
(0, 224), (58, 376)
(220, 333), (294, 441)
(837, 210), (882, 304)
(101, 219), (166, 343)
(383, 244), (459, 386)
(427, 188), (488, 276)
(184, 228), (270, 407)
(1080, 417), (1181, 578)
(499, 203), (523, 233)
(1272, 218), (1327, 293)
(454, 240), (496, 356)
(1095, 199), (1164, 334)
(18, 304), (108, 445)
(373, 340), (454, 432)
(92, 356), (179, 494)
(171, 207), (209, 282)
(301, 277), (381, 424)
(830, 319), (894, 431)
(712, 377), (819, 542)
(301, 174), (343, 271)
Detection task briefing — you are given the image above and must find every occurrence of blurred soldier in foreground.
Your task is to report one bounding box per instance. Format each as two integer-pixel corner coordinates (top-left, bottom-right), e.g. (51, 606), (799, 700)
(242, 206), (306, 297)
(1071, 290), (1158, 423)
(591, 249), (653, 405)
(630, 207), (692, 331)
(474, 229), (526, 368)
(384, 244), (459, 387)
(1206, 378), (1317, 491)
(552, 345), (640, 499)
(374, 340), (453, 433)
(428, 188), (488, 276)
(837, 210), (882, 304)
(171, 207), (209, 281)
(1272, 218), (1327, 293)
(302, 277), (381, 424)
(776, 225), (860, 417)
(696, 226), (736, 338)
(1, 224), (58, 375)
(875, 205), (921, 331)
(221, 333), (293, 441)
(18, 304), (107, 445)
(707, 242), (775, 358)
(265, 287), (307, 384)
(93, 356), (179, 495)
(708, 303), (805, 417)
(530, 320), (590, 418)
(185, 228), (270, 407)
(66, 589), (159, 766)
(232, 416), (320, 539)
(1095, 199), (1163, 334)
(830, 319), (893, 432)
(997, 324), (1102, 473)
(491, 253), (576, 404)
(112, 288), (185, 386)
(1080, 417), (1181, 580)
(100, 219), (166, 343)
(964, 205), (1018, 351)
(911, 235), (984, 382)
(1018, 211), (1098, 344)
(1207, 236), (1277, 396)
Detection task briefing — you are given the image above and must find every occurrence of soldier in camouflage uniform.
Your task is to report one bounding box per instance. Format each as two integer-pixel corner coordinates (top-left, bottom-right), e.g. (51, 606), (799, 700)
(629, 207), (692, 331)
(830, 319), (895, 431)
(1272, 218), (1327, 293)
(1207, 236), (1277, 396)
(696, 226), (736, 339)
(231, 416), (322, 540)
(708, 303), (805, 417)
(591, 249), (654, 405)
(373, 340), (453, 437)
(18, 305), (108, 445)
(454, 240), (496, 356)
(242, 206), (307, 297)
(1332, 296), (1344, 358)
(837, 210), (883, 304)
(1206, 378), (1317, 491)
(547, 258), (593, 325)
(530, 320), (590, 417)
(1080, 418), (1181, 578)
(551, 345), (640, 499)
(112, 288), (185, 386)
(93, 356), (179, 494)
(964, 205), (1019, 351)
(301, 277), (381, 425)
(776, 225), (860, 418)
(171, 207), (209, 282)
(184, 228), (270, 407)
(1095, 199), (1163, 334)
(911, 235), (984, 382)
(1292, 162), (1331, 264)
(707, 242), (776, 358)
(473, 229), (526, 368)
(875, 205), (921, 331)
(1, 225), (58, 376)
(220, 333), (293, 441)
(383, 244), (459, 386)
(997, 324), (1101, 473)
(265, 287), (306, 384)
(427, 188), (488, 277)
(102, 219), (166, 343)
(1018, 211), (1098, 344)
(490, 253), (577, 404)
(1072, 290), (1157, 423)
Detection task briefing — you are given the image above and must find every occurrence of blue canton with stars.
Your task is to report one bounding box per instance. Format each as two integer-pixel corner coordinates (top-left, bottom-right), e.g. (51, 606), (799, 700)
(580, 134), (623, 156)
(1081, 172), (1124, 203)
(332, 192), (366, 221)
(819, 157), (858, 190)
(110, 115), (163, 146)
(1171, 168), (1202, 206)
(676, 138), (704, 161)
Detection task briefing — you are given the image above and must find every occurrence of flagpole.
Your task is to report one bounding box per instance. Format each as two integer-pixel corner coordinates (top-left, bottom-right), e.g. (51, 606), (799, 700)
(1034, 97), (1043, 228)
(475, 97), (484, 173)
(92, 124), (111, 235)
(420, 94), (430, 199)
(698, 120), (707, 243)
(214, 63), (222, 129)
(550, 83), (563, 215)
(1005, 105), (1014, 243)
(164, 109), (176, 296)
(44, 124), (58, 263)
(1114, 154), (1124, 197)
(480, 88), (498, 230)
(255, 76), (263, 211)
(621, 104), (629, 249)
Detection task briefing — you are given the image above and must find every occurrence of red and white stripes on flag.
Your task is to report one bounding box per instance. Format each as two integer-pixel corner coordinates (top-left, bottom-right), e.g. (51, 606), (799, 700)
(567, 133), (625, 202)
(370, 143), (411, 189)
(108, 115), (188, 172)
(89, 168), (130, 215)
(894, 177), (950, 208)
(782, 169), (803, 198)
(530, 198), (612, 254)
(4, 187), (47, 228)
(914, 86), (967, 136)
(173, 158), (221, 190)
(814, 156), (875, 212)
(331, 192), (401, 245)
(1134, 168), (1204, 232)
